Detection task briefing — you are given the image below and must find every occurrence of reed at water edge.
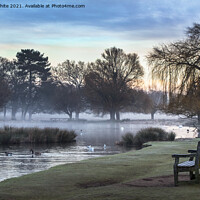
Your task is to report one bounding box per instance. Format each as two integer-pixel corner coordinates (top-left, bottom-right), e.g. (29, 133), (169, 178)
(0, 126), (77, 144)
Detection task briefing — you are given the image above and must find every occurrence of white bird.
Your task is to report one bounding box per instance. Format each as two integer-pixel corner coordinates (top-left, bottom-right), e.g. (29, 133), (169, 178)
(87, 145), (94, 152)
(120, 127), (124, 131)
(103, 144), (106, 150)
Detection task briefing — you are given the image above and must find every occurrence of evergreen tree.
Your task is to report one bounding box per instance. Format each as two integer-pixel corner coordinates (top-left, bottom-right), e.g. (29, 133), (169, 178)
(16, 49), (51, 120)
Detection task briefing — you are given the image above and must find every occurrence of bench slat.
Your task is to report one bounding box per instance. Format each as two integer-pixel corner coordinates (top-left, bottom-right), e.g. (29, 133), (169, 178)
(178, 161), (195, 167)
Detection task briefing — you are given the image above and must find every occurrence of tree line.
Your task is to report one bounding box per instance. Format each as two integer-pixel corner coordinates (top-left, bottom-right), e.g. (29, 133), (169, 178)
(0, 47), (164, 121)
(2, 23), (200, 121)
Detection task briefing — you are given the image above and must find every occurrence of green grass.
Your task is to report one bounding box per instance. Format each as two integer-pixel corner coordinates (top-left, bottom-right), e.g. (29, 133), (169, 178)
(0, 126), (77, 144)
(0, 139), (200, 199)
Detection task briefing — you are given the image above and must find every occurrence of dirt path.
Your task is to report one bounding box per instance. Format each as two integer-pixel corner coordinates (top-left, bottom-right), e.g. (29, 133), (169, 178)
(124, 175), (190, 187)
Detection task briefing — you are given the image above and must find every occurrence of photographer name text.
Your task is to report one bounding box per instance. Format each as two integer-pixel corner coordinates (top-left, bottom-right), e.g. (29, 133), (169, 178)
(0, 3), (85, 8)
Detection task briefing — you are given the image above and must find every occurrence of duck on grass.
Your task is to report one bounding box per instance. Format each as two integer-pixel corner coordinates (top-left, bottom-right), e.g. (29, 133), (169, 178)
(0, 126), (77, 144)
(119, 127), (176, 147)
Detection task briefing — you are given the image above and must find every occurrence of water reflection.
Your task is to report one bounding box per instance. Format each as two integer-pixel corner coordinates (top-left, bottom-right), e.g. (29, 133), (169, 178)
(0, 140), (131, 182)
(0, 120), (197, 182)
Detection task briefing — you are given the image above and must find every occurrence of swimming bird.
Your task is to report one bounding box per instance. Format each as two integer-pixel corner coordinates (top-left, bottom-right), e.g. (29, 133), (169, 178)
(80, 130), (83, 136)
(87, 145), (94, 152)
(30, 149), (41, 157)
(120, 127), (124, 131)
(5, 152), (12, 156)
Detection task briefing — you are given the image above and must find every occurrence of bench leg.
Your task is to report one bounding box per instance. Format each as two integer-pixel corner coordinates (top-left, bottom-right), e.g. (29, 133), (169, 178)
(190, 171), (195, 180)
(195, 168), (199, 183)
(174, 166), (178, 186)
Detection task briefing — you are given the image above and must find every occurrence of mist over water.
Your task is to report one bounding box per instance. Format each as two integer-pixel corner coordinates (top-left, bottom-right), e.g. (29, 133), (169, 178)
(0, 112), (197, 182)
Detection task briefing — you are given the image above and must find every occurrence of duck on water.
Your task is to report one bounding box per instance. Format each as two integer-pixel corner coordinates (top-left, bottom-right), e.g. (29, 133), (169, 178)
(30, 149), (41, 157)
(5, 152), (12, 156)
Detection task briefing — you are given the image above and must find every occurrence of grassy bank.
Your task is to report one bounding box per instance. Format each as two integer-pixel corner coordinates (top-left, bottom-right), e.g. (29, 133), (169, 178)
(0, 126), (77, 144)
(0, 139), (200, 200)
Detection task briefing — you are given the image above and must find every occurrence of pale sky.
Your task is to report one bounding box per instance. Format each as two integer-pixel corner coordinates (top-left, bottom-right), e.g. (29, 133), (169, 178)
(0, 0), (200, 74)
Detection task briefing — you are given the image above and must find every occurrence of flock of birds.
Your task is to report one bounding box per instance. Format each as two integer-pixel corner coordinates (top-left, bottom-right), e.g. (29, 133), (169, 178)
(80, 130), (107, 152)
(3, 129), (109, 157)
(86, 144), (106, 152)
(2, 126), (193, 158)
(4, 149), (42, 157)
(3, 145), (107, 157)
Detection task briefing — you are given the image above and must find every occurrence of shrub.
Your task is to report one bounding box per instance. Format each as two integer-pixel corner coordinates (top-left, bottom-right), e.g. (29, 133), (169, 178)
(0, 133), (12, 144)
(57, 130), (76, 143)
(167, 131), (176, 141)
(122, 133), (134, 146)
(0, 127), (77, 145)
(121, 127), (176, 147)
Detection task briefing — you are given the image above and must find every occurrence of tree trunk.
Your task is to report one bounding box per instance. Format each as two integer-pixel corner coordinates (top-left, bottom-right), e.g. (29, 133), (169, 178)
(151, 108), (157, 120)
(29, 70), (32, 105)
(75, 111), (79, 120)
(69, 112), (72, 120)
(21, 109), (27, 120)
(151, 112), (155, 120)
(110, 110), (115, 121)
(198, 112), (200, 124)
(116, 111), (120, 121)
(29, 111), (32, 121)
(3, 106), (6, 120)
(24, 111), (27, 120)
(11, 107), (17, 120)
(21, 110), (24, 120)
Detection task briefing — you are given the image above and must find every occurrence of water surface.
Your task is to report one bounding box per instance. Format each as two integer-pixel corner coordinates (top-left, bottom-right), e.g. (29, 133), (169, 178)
(0, 119), (197, 182)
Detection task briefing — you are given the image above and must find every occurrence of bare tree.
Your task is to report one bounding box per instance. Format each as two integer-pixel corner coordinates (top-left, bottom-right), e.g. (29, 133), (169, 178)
(0, 57), (20, 120)
(0, 79), (10, 110)
(148, 90), (167, 120)
(163, 78), (200, 120)
(52, 60), (87, 119)
(85, 47), (144, 121)
(147, 23), (200, 122)
(123, 89), (152, 115)
(53, 85), (78, 119)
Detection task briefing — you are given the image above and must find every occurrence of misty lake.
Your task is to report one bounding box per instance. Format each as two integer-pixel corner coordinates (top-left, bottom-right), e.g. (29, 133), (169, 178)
(0, 113), (197, 182)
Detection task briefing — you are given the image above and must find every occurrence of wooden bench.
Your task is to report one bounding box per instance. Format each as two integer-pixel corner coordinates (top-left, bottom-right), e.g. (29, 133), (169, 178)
(172, 141), (200, 186)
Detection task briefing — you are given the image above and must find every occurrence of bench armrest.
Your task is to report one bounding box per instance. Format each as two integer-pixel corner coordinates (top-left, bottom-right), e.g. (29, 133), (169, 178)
(172, 153), (196, 165)
(188, 150), (197, 153)
(172, 153), (196, 158)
